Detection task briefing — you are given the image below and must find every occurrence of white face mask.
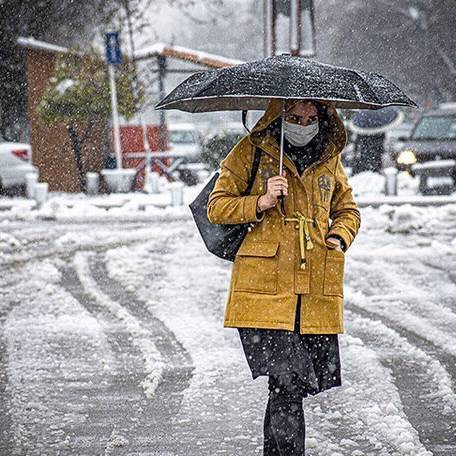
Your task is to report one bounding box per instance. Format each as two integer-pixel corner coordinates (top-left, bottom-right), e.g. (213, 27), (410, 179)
(284, 119), (319, 147)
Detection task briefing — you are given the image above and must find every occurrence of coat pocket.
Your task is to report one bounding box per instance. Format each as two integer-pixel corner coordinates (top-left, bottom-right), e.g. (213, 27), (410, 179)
(323, 248), (345, 297)
(233, 240), (279, 294)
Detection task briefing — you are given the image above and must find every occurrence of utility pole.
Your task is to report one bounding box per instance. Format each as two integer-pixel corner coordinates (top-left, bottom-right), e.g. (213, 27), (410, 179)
(264, 0), (276, 57)
(264, 0), (316, 58)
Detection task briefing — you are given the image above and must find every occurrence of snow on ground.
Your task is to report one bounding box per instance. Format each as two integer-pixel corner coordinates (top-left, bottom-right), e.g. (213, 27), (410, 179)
(0, 232), (22, 251)
(1, 194), (455, 454)
(74, 251), (165, 398)
(104, 217), (443, 455)
(0, 181), (206, 223)
(2, 260), (116, 454)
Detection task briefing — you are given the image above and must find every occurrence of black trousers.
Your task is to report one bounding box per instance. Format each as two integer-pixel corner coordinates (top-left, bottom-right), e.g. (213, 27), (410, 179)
(264, 372), (307, 455)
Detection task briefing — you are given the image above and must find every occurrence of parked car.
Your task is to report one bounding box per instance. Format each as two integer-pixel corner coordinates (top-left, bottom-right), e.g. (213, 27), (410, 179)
(390, 107), (456, 194)
(167, 123), (204, 185)
(0, 141), (36, 195)
(168, 123), (202, 161)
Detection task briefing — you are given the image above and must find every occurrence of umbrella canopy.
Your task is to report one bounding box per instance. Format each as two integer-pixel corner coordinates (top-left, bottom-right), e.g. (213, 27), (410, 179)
(348, 106), (405, 135)
(155, 55), (418, 112)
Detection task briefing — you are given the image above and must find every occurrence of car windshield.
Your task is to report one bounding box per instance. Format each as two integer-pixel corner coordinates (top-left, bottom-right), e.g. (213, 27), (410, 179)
(412, 115), (456, 140)
(169, 130), (197, 144)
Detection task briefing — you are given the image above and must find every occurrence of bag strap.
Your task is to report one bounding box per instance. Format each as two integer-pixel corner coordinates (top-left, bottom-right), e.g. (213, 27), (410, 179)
(241, 146), (262, 196)
(241, 110), (251, 133)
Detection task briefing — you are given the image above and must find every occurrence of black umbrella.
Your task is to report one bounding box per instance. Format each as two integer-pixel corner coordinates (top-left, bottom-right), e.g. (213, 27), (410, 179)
(155, 54), (418, 113)
(348, 106), (405, 136)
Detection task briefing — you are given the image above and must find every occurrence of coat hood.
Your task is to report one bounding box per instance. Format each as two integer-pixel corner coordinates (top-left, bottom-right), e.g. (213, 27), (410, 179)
(248, 98), (348, 161)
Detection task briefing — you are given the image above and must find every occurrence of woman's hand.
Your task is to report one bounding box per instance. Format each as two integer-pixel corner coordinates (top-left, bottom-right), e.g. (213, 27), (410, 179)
(326, 236), (343, 251)
(257, 170), (288, 212)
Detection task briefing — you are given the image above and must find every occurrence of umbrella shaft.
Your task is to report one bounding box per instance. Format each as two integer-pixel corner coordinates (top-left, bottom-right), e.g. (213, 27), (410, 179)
(279, 99), (286, 174)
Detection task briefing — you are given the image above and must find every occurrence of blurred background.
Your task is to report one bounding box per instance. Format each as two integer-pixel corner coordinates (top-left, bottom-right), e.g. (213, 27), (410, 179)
(1, 0), (456, 198)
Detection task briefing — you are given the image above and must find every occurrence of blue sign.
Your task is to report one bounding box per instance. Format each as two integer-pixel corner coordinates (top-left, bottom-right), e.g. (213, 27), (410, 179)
(105, 32), (121, 65)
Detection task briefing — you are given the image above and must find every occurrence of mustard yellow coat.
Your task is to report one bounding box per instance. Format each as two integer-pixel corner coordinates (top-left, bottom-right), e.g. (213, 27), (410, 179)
(207, 99), (361, 334)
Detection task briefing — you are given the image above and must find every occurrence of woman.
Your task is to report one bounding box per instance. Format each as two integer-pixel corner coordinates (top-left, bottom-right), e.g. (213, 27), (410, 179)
(207, 98), (361, 455)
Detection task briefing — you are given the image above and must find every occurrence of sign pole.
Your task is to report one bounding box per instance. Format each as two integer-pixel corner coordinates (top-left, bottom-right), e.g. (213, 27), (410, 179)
(108, 64), (122, 170)
(105, 32), (123, 170)
(142, 118), (153, 192)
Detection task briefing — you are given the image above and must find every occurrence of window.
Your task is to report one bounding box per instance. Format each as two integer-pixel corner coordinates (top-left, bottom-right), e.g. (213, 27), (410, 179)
(412, 115), (456, 140)
(169, 130), (197, 144)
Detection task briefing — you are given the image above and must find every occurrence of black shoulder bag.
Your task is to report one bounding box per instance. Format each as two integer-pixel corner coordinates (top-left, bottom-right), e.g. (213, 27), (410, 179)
(189, 146), (262, 261)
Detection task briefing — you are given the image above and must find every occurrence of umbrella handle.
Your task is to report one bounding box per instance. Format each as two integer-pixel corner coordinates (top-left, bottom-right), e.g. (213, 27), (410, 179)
(279, 190), (286, 216)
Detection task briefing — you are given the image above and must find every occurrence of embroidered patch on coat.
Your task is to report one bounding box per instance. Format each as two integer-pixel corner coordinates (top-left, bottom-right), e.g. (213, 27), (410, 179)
(318, 174), (331, 203)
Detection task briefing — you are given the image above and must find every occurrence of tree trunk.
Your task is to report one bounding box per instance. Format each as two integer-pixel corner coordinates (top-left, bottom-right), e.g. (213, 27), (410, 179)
(67, 120), (95, 192)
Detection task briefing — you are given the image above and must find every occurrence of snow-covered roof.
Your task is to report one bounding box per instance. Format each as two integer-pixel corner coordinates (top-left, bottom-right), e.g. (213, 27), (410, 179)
(17, 36), (67, 53)
(134, 42), (244, 68)
(17, 37), (242, 69)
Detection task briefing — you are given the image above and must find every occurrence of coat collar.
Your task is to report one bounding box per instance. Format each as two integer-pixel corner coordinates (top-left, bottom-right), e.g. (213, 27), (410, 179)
(247, 98), (347, 177)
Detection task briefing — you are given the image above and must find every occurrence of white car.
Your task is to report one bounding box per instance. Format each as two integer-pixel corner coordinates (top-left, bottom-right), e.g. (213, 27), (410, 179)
(168, 123), (202, 161)
(0, 141), (36, 193)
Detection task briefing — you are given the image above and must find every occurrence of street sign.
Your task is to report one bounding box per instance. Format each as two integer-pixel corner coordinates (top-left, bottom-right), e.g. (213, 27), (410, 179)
(105, 32), (121, 65)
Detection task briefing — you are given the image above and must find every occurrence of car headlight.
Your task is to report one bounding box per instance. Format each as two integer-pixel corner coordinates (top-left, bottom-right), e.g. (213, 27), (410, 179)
(397, 149), (417, 165)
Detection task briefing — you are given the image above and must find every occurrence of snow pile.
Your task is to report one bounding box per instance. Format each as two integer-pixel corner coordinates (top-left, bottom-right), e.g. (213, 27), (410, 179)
(55, 78), (76, 95)
(349, 170), (420, 199)
(349, 171), (385, 197)
(397, 171), (420, 195)
(356, 202), (456, 235)
(0, 232), (22, 251)
(388, 204), (423, 233)
(386, 203), (456, 234)
(106, 431), (129, 449)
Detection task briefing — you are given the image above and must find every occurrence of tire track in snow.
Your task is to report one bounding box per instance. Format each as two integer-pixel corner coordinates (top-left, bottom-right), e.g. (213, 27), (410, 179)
(2, 259), (132, 456)
(346, 289), (456, 392)
(104, 231), (271, 455)
(345, 307), (456, 456)
(89, 253), (192, 371)
(345, 246), (456, 360)
(73, 251), (194, 455)
(59, 262), (154, 455)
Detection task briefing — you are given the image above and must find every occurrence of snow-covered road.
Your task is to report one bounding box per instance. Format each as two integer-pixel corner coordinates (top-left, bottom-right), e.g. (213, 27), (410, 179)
(0, 203), (455, 455)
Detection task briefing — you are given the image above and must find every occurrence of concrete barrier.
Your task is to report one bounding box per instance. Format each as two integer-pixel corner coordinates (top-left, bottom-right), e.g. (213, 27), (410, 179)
(383, 167), (398, 196)
(34, 182), (49, 204)
(170, 181), (184, 206)
(25, 172), (38, 198)
(86, 172), (99, 195)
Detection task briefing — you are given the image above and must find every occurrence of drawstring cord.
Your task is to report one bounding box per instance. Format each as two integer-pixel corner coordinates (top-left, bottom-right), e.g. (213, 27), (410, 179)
(277, 205), (315, 270)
